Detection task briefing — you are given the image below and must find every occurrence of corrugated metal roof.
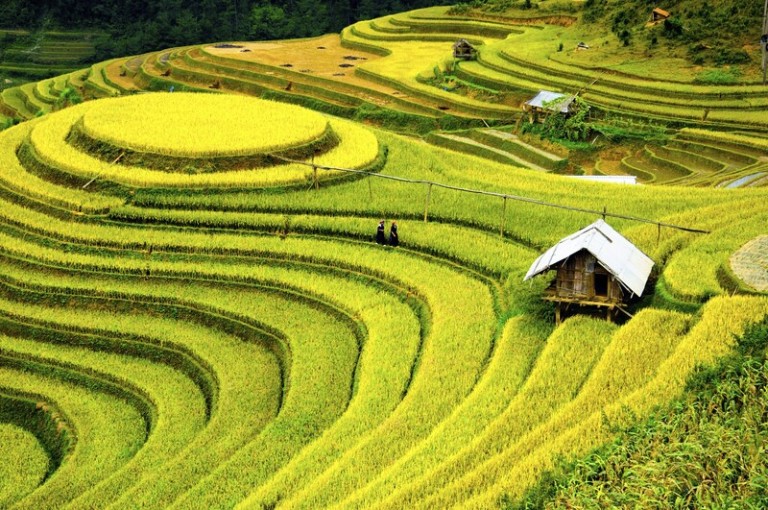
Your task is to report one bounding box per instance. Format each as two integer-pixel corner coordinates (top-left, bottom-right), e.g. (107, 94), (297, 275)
(525, 90), (573, 113)
(524, 219), (654, 297)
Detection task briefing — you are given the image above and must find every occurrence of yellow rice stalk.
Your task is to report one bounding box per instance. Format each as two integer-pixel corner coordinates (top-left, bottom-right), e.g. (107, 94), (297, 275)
(79, 93), (329, 157)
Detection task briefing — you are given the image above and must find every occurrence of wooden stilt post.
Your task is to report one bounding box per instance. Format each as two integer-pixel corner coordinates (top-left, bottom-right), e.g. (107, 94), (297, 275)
(500, 196), (507, 238)
(424, 183), (433, 223)
(367, 177), (373, 201)
(657, 222), (661, 244)
(555, 303), (561, 325)
(312, 153), (319, 189)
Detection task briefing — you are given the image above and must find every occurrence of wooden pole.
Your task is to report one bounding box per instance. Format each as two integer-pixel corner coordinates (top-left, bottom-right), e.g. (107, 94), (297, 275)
(312, 153), (319, 189)
(763, 0), (768, 85)
(500, 196), (507, 237)
(423, 183), (433, 223)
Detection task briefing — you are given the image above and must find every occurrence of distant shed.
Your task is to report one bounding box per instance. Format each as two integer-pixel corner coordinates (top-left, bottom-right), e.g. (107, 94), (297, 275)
(650, 7), (671, 23)
(524, 219), (654, 323)
(453, 39), (477, 60)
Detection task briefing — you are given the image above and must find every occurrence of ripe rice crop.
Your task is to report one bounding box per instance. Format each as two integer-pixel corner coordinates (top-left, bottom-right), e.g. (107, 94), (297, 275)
(27, 99), (379, 188)
(78, 93), (330, 158)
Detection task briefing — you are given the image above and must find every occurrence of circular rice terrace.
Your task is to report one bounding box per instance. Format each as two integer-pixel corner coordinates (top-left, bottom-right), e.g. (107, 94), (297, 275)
(20, 92), (382, 188)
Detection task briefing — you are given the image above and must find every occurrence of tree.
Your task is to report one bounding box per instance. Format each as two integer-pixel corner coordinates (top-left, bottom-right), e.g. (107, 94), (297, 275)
(250, 1), (291, 40)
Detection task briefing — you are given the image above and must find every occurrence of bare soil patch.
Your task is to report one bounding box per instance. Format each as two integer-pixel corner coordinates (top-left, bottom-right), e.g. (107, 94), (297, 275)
(205, 34), (400, 95)
(106, 59), (140, 90)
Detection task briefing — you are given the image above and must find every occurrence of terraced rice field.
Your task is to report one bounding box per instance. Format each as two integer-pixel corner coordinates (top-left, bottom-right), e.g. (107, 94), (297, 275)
(0, 88), (766, 509)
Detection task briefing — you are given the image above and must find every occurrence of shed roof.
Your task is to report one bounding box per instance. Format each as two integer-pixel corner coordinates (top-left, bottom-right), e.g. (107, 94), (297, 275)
(652, 7), (670, 18)
(524, 219), (654, 297)
(453, 38), (475, 49)
(525, 90), (574, 113)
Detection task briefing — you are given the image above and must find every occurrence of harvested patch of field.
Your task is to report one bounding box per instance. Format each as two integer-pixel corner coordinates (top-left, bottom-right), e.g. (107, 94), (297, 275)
(205, 34), (399, 95)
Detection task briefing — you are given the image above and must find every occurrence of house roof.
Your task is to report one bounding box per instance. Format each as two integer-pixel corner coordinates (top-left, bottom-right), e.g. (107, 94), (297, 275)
(524, 219), (654, 297)
(652, 7), (670, 17)
(453, 39), (475, 49)
(525, 90), (574, 113)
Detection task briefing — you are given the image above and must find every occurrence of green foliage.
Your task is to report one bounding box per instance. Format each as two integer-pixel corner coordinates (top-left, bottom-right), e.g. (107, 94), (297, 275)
(663, 17), (684, 38)
(53, 86), (82, 110)
(693, 67), (742, 85)
(582, 0), (607, 23)
(505, 316), (768, 510)
(591, 118), (669, 144)
(522, 97), (591, 143)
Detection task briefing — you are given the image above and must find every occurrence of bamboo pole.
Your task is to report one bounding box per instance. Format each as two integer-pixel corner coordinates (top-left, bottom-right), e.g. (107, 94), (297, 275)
(270, 153), (709, 235)
(500, 196), (507, 237)
(424, 183), (433, 223)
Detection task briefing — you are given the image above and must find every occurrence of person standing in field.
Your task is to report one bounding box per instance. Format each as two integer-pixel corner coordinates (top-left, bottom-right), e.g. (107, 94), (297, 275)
(376, 220), (386, 245)
(389, 221), (399, 247)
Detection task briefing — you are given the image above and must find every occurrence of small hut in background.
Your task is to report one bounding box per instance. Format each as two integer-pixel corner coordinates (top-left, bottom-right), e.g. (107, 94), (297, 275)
(524, 219), (654, 323)
(649, 7), (670, 24)
(453, 39), (477, 60)
(522, 90), (577, 123)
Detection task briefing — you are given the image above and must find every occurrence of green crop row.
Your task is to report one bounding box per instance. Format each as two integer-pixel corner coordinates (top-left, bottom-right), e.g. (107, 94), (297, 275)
(0, 362), (146, 510)
(0, 168), (518, 508)
(425, 132), (536, 169)
(0, 316), (207, 508)
(505, 47), (768, 100)
(466, 295), (768, 507)
(387, 12), (522, 38)
(0, 182), (486, 506)
(667, 138), (757, 168)
(418, 309), (687, 508)
(248, 314), (549, 508)
(466, 129), (566, 171)
(0, 239), (362, 509)
(350, 20), (484, 45)
(356, 316), (615, 510)
(662, 211), (768, 301)
(0, 422), (49, 507)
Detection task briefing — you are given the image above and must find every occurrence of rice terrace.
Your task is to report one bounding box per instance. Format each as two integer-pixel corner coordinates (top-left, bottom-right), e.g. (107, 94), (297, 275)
(1, 0), (768, 508)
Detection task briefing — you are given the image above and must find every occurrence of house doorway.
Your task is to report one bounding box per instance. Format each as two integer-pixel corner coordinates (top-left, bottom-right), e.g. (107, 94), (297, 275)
(594, 273), (609, 297)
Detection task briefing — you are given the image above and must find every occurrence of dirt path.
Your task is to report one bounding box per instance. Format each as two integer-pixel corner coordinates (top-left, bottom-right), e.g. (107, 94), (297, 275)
(730, 236), (768, 292)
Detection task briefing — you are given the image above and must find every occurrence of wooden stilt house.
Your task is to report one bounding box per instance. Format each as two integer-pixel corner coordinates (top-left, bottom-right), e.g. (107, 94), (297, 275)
(453, 39), (477, 60)
(524, 219), (654, 323)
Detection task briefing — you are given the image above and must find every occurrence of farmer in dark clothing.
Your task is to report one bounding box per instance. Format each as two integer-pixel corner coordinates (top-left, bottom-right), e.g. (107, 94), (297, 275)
(376, 220), (386, 245)
(389, 221), (399, 247)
